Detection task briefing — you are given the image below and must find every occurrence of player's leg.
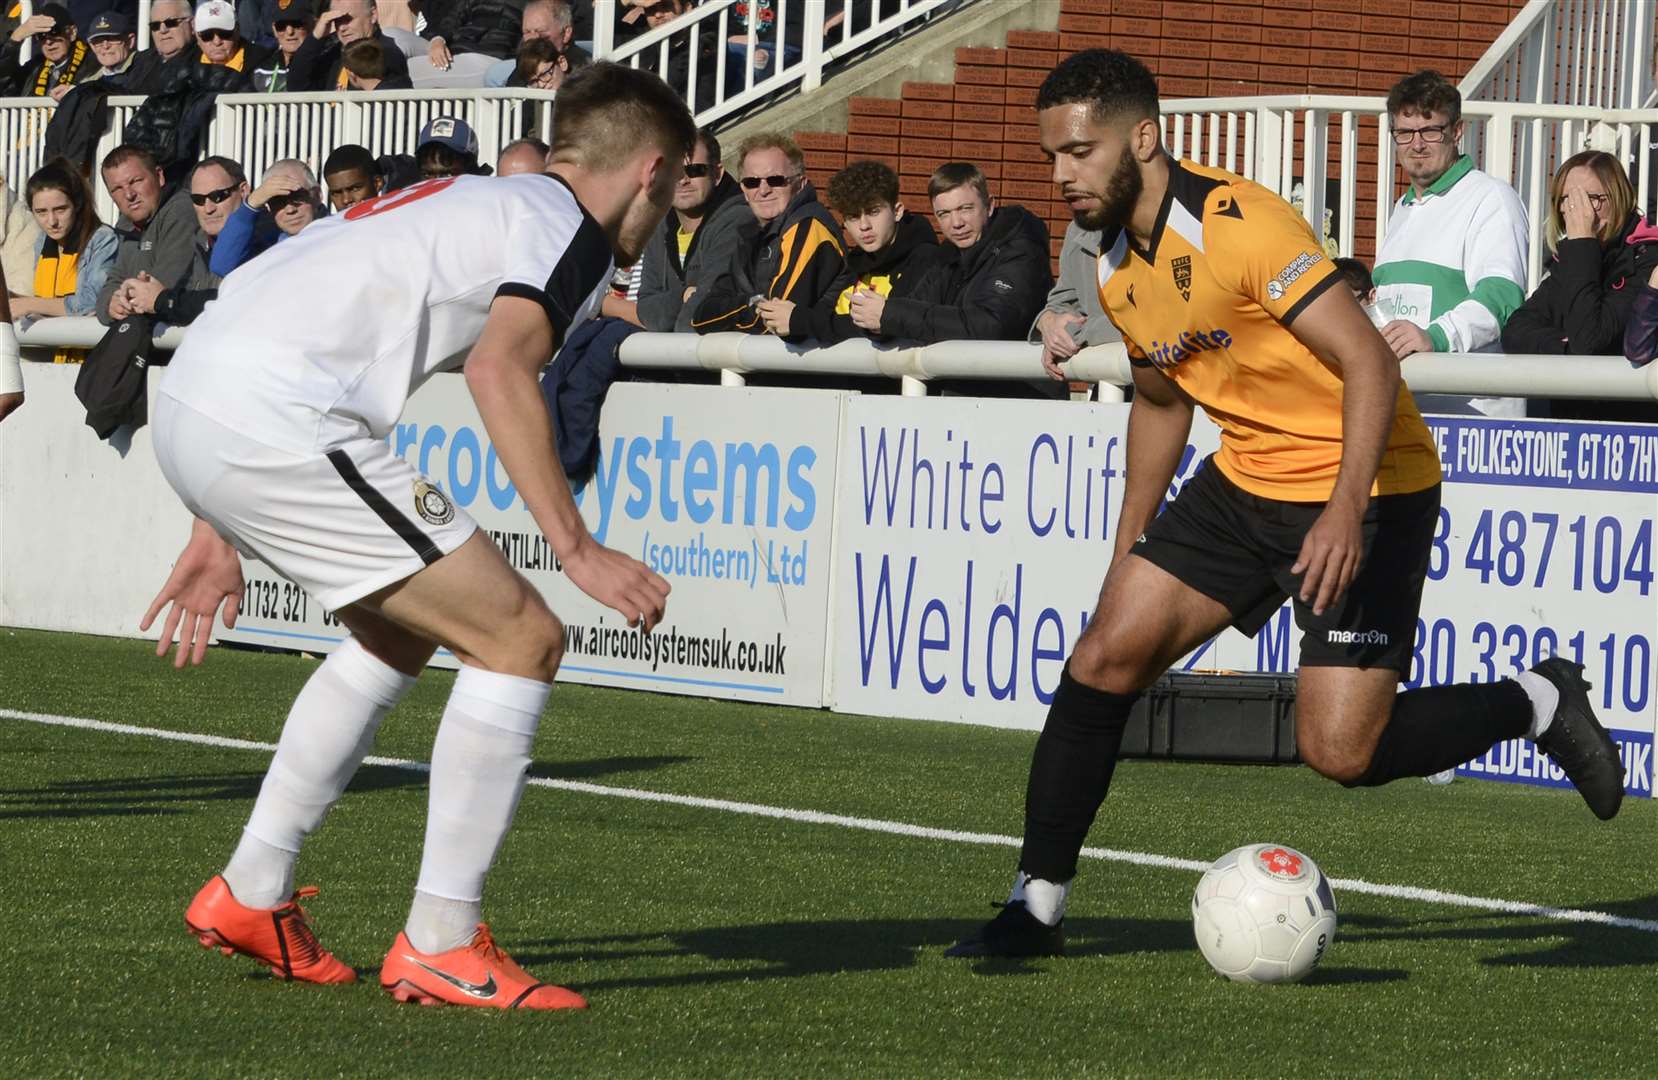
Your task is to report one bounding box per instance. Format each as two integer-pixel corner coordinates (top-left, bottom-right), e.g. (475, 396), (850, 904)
(1286, 484), (1622, 819)
(354, 533), (586, 1009)
(949, 463), (1268, 958)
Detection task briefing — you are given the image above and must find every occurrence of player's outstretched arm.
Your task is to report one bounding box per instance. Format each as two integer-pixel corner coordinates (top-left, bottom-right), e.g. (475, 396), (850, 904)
(141, 517), (244, 668)
(1114, 363), (1196, 565)
(465, 296), (670, 631)
(1285, 283), (1402, 615)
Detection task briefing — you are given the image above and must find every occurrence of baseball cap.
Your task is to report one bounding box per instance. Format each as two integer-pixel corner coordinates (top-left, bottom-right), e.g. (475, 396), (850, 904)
(271, 0), (314, 23)
(194, 0), (236, 33)
(417, 117), (479, 157)
(87, 11), (133, 40)
(35, 3), (72, 33)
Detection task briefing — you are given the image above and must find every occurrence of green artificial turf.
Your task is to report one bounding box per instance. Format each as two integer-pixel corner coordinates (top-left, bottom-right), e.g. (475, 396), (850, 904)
(2, 627), (1654, 1077)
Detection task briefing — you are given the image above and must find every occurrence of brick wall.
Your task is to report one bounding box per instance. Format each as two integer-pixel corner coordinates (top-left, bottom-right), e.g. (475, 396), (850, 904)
(792, 0), (1527, 270)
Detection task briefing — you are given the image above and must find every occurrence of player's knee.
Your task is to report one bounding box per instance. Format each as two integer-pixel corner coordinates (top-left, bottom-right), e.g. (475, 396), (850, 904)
(1069, 626), (1159, 695)
(1300, 736), (1374, 787)
(487, 591), (564, 683)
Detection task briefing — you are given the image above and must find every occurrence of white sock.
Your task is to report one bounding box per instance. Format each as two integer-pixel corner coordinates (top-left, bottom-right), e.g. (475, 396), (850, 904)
(224, 638), (416, 908)
(1009, 871), (1071, 926)
(406, 666), (549, 954)
(1513, 672), (1560, 741)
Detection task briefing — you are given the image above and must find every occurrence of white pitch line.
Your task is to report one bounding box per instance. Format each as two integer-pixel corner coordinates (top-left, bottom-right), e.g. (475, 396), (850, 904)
(7, 706), (1657, 935)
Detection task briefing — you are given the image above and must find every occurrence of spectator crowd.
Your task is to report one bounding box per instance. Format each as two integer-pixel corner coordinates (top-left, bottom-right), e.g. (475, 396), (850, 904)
(0, 27), (1649, 425)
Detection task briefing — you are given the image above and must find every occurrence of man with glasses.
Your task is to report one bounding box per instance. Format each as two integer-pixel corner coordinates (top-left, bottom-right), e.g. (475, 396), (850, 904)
(484, 0), (587, 87)
(691, 132), (844, 335)
(121, 0), (197, 94)
(0, 2), (92, 100)
(637, 127), (747, 332)
(251, 0), (316, 91)
(209, 159), (324, 277)
(193, 0), (276, 72)
(116, 156), (248, 327)
(96, 144), (201, 326)
(1372, 69), (1529, 417)
(83, 11), (138, 82)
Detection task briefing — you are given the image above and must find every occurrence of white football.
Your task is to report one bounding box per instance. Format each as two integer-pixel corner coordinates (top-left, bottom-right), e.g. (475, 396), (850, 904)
(1191, 843), (1338, 984)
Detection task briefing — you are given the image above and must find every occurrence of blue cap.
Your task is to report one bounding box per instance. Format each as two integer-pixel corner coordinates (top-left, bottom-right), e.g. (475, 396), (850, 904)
(417, 116), (479, 157)
(88, 11), (133, 39)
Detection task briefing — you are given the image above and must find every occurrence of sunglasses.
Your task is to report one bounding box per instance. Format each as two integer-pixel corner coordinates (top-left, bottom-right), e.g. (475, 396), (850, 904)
(273, 19), (307, 30)
(149, 16), (187, 30)
(198, 28), (236, 41)
(265, 192), (311, 214)
(741, 173), (798, 190)
(682, 163), (711, 178)
(191, 185), (239, 206)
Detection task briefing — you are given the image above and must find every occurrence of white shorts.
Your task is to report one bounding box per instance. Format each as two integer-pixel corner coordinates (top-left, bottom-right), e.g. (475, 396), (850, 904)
(152, 394), (478, 612)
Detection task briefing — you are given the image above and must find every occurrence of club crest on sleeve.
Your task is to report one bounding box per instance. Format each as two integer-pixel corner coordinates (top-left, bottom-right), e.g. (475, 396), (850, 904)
(413, 479), (455, 526)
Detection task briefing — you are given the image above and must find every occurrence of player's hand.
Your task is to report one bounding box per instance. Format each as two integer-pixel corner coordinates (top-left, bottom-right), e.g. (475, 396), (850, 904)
(755, 297), (794, 335)
(249, 172), (305, 211)
(141, 519), (244, 669)
(428, 37), (452, 70)
(0, 391), (21, 424)
(1291, 502), (1364, 617)
(848, 288), (886, 332)
(561, 535), (669, 632)
(1038, 310), (1085, 379)
(1380, 319), (1432, 360)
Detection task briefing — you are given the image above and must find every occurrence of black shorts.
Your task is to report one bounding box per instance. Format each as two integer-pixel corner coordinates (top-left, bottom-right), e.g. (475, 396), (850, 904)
(1132, 457), (1441, 671)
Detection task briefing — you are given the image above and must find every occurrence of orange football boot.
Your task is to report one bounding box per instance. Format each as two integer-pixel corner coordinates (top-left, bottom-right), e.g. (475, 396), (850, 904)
(184, 875), (357, 984)
(380, 924), (587, 1010)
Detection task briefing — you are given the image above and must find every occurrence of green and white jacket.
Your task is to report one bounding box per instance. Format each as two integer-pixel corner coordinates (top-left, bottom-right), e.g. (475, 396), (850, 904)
(1373, 155), (1529, 415)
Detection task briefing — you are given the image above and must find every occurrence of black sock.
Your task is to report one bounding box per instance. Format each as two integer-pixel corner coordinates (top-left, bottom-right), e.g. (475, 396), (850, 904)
(1347, 679), (1532, 787)
(1018, 667), (1140, 882)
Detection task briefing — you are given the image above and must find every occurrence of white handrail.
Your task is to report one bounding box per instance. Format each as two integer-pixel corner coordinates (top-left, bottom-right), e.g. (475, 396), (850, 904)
(1462, 0), (1658, 110)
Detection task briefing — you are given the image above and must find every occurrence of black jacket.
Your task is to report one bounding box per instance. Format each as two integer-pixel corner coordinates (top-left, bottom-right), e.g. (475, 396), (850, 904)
(1502, 212), (1658, 356)
(637, 174), (748, 333)
(429, 0), (528, 59)
(0, 38), (96, 96)
(121, 54), (252, 184)
(287, 30), (410, 91)
(43, 78), (116, 172)
(692, 182), (846, 336)
(880, 203), (1052, 343)
(116, 45), (192, 96)
(788, 211), (942, 343)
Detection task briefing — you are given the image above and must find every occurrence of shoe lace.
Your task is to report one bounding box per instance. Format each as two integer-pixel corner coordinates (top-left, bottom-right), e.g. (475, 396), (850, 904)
(470, 923), (507, 965)
(279, 886), (326, 967)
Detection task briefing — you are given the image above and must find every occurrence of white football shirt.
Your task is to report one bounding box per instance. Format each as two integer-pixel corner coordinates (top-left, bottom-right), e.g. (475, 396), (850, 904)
(159, 172), (615, 453)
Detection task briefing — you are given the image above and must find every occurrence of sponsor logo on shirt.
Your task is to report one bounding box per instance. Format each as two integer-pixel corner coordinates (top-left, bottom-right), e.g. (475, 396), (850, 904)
(1265, 250), (1323, 301)
(1142, 327), (1234, 373)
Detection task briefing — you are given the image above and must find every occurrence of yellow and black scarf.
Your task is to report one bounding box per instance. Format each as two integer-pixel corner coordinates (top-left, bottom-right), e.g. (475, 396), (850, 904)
(31, 38), (87, 96)
(34, 236), (84, 364)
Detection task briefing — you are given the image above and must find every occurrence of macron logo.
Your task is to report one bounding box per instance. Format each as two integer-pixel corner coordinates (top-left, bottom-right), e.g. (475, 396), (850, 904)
(1327, 629), (1389, 645)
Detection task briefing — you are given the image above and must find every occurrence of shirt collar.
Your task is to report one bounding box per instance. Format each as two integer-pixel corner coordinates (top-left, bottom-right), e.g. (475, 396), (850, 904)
(1402, 154), (1474, 204)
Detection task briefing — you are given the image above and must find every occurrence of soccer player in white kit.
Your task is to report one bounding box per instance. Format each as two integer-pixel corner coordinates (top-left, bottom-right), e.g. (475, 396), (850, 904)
(140, 64), (695, 1010)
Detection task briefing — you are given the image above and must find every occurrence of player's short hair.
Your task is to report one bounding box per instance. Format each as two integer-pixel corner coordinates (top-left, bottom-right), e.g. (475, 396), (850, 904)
(1036, 48), (1160, 125)
(192, 155), (246, 187)
(342, 38), (386, 80)
(99, 143), (158, 176)
(827, 160), (898, 216)
(693, 127), (720, 166)
(928, 161), (990, 205)
(1332, 257), (1374, 296)
(1387, 69), (1460, 125)
(735, 132), (804, 175)
(323, 143), (377, 178)
(548, 62), (696, 173)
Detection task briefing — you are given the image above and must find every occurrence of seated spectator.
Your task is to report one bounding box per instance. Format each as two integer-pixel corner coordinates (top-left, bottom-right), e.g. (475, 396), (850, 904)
(691, 133), (845, 335)
(618, 0), (715, 107)
(763, 159), (941, 343)
(210, 159), (322, 276)
(251, 0), (317, 91)
(96, 144), (200, 325)
(1, 4), (94, 100)
(1372, 69), (1528, 417)
(514, 35), (567, 90)
(636, 126), (747, 333)
(289, 0), (411, 91)
(725, 0), (843, 96)
(10, 159), (117, 363)
(1625, 267), (1658, 370)
(874, 163), (1051, 345)
(416, 116), (489, 178)
(1034, 220), (1122, 383)
(425, 0), (528, 70)
(322, 143), (387, 209)
(485, 0), (587, 87)
(82, 11), (137, 82)
(0, 174), (42, 301)
(120, 0), (197, 94)
(1503, 151), (1658, 423)
(115, 156), (246, 326)
(194, 0), (276, 72)
(343, 36), (411, 87)
(495, 136), (549, 177)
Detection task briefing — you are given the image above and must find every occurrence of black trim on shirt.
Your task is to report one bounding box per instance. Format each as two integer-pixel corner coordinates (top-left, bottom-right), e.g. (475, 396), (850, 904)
(1279, 267), (1342, 328)
(493, 197), (612, 350)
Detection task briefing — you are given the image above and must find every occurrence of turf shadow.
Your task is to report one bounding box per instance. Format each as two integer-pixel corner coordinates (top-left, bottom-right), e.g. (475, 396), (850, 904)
(512, 915), (1194, 990)
(528, 755), (696, 781)
(1338, 895), (1658, 969)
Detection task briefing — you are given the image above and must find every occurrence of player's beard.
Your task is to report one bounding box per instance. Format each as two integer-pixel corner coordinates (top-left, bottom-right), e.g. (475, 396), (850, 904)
(1074, 144), (1142, 232)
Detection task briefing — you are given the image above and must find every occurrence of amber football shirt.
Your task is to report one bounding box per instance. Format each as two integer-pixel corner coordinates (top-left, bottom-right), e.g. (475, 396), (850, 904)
(1098, 159), (1441, 502)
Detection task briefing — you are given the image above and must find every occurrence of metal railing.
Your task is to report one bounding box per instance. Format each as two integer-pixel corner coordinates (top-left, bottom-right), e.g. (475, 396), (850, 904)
(595, 0), (967, 127)
(1462, 0), (1658, 110)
